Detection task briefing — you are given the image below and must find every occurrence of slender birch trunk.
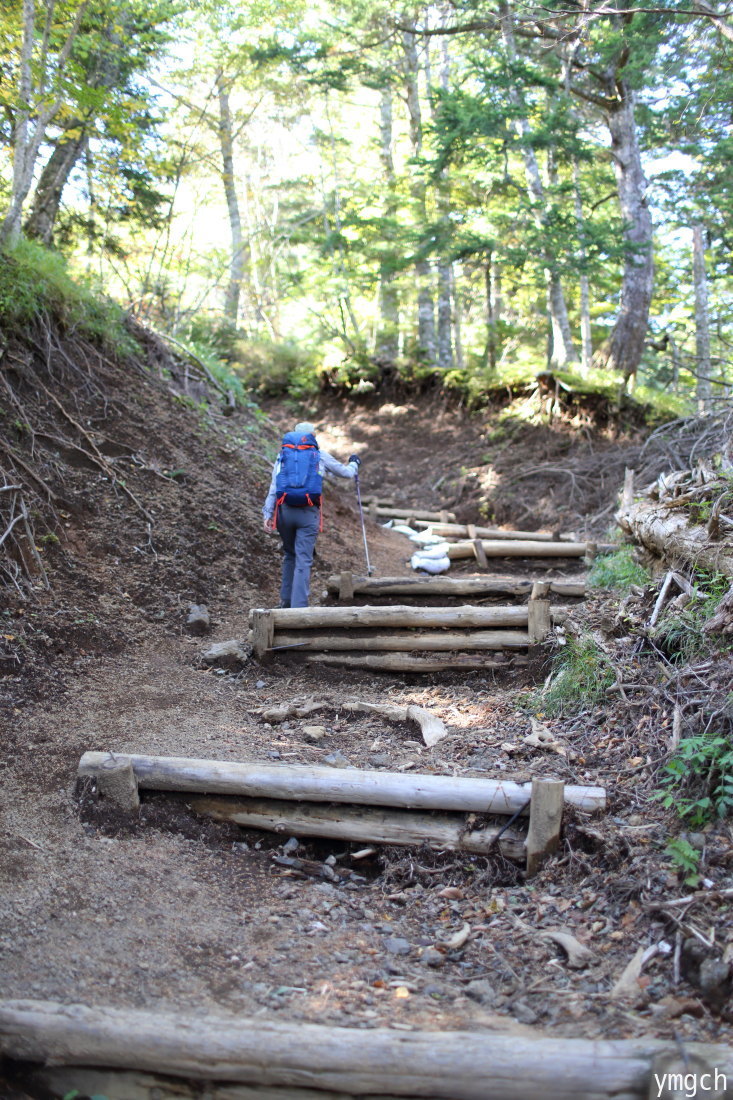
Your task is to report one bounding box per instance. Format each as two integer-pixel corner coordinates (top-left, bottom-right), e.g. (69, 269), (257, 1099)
(499, 3), (577, 366)
(402, 29), (436, 367)
(216, 70), (244, 323)
(376, 88), (399, 362)
(573, 159), (592, 375)
(692, 224), (712, 413)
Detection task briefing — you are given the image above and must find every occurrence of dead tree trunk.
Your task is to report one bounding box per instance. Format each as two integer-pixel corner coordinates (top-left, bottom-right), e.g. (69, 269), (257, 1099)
(692, 224), (712, 413)
(216, 70), (245, 323)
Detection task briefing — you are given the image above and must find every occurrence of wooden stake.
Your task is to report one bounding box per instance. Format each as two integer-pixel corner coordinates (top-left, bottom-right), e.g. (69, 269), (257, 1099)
(525, 777), (564, 876)
(472, 539), (489, 570)
(78, 752), (606, 815)
(250, 610), (275, 659)
(338, 572), (354, 601)
(527, 599), (552, 645)
(530, 580), (551, 599)
(95, 757), (140, 814)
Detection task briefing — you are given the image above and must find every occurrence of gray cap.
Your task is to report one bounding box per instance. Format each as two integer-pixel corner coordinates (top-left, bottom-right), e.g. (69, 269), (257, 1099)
(294, 421), (316, 435)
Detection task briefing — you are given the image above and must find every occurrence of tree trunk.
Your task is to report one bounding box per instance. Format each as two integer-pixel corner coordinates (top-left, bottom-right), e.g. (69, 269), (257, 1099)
(2, 1000), (729, 1098)
(376, 88), (399, 361)
(24, 125), (87, 244)
(499, 3), (577, 367)
(260, 603), (565, 630)
(402, 30), (436, 366)
(271, 628), (532, 651)
(573, 158), (592, 375)
(692, 224), (712, 413)
(447, 539), (588, 559)
(617, 499), (733, 580)
(216, 70), (244, 323)
(592, 82), (653, 384)
(437, 262), (453, 370)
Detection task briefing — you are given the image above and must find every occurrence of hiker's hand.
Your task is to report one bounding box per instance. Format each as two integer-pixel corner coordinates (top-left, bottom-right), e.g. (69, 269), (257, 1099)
(263, 517), (275, 532)
(349, 454), (361, 467)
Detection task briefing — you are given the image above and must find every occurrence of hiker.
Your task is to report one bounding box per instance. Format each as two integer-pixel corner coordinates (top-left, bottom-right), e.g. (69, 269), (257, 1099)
(263, 422), (361, 608)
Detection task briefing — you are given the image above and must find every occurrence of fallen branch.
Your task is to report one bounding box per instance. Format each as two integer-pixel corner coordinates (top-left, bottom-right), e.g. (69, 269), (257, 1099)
(1, 1000), (731, 1099)
(258, 699), (448, 748)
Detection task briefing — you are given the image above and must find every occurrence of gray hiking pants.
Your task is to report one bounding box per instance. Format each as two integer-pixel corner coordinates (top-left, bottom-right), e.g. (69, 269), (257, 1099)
(276, 502), (320, 608)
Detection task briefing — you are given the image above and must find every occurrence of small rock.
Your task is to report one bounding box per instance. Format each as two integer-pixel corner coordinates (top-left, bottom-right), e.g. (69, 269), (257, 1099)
(686, 832), (707, 851)
(323, 751), (350, 768)
(384, 936), (411, 956)
(421, 947), (446, 969)
(512, 999), (539, 1026)
(203, 639), (247, 670)
(282, 837), (299, 854)
(334, 952), (351, 964)
(699, 958), (731, 1008)
(466, 978), (496, 1005)
(268, 750), (281, 760)
(256, 680), (266, 689)
(303, 725), (327, 743)
(232, 841), (249, 853)
(369, 753), (391, 767)
(186, 603), (210, 636)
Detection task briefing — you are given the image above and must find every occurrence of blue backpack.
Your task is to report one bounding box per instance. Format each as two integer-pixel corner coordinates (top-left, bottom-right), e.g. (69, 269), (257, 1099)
(275, 431), (322, 507)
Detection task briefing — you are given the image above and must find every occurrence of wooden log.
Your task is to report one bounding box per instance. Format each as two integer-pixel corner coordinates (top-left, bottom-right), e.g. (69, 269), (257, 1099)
(250, 610), (275, 659)
(270, 628), (532, 651)
(531, 580), (551, 599)
(305, 653), (524, 672)
(375, 507), (457, 522)
(95, 757), (140, 813)
(190, 796), (527, 861)
(2, 1000), (731, 1100)
(78, 752), (607, 814)
(447, 540), (589, 560)
(325, 575), (587, 599)
(525, 778), (564, 876)
(256, 604), (569, 631)
(618, 498), (733, 581)
(27, 1065), (409, 1100)
(414, 522), (578, 541)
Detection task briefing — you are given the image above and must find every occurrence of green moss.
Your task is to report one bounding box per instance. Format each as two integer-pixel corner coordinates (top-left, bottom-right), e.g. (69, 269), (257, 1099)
(589, 546), (650, 591)
(0, 238), (139, 357)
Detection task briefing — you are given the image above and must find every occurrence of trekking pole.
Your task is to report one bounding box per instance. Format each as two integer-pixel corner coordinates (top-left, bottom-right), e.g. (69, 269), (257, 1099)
(354, 473), (374, 576)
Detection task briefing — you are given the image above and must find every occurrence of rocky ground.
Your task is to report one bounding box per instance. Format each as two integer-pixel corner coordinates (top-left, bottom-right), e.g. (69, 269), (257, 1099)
(1, 328), (732, 1097)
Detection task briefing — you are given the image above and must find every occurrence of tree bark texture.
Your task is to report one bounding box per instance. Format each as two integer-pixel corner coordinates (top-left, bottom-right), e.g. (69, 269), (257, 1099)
(260, 604), (551, 630)
(24, 125), (87, 243)
(306, 653), (520, 672)
(593, 82), (653, 382)
(446, 539), (588, 559)
(1, 1000), (730, 1099)
(78, 751), (606, 814)
(618, 499), (733, 580)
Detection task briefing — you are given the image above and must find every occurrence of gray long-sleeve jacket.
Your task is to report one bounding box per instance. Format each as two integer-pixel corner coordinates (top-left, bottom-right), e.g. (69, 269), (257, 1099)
(262, 448), (358, 520)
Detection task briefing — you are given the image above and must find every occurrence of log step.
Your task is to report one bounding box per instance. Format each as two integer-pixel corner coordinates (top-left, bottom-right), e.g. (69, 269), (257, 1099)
(2, 1000), (731, 1099)
(326, 574), (587, 601)
(78, 752), (606, 815)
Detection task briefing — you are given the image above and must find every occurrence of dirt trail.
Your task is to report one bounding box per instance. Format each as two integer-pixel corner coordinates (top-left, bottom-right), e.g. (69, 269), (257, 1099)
(2, 374), (731, 1092)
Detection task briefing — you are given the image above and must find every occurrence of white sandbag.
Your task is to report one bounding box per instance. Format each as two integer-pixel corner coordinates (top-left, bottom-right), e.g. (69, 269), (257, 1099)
(390, 524), (419, 537)
(411, 550), (451, 574)
(413, 542), (451, 558)
(409, 528), (445, 545)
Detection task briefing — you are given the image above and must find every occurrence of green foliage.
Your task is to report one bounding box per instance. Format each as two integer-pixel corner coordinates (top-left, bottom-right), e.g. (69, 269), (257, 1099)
(651, 572), (731, 664)
(230, 337), (320, 398)
(0, 238), (139, 357)
(531, 633), (615, 717)
(655, 732), (733, 828)
(589, 546), (650, 591)
(664, 837), (702, 887)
